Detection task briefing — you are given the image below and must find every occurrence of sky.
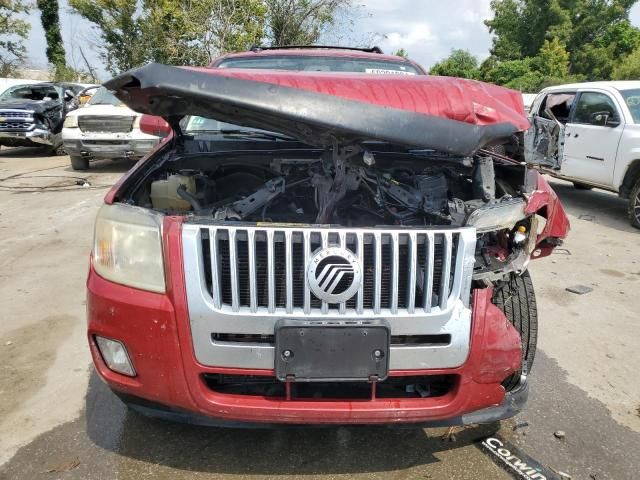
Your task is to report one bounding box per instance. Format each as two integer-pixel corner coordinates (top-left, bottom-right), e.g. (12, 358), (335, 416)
(20, 0), (640, 81)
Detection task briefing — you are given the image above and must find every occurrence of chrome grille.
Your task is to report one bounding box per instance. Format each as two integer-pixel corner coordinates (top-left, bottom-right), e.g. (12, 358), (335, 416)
(0, 110), (34, 131)
(0, 109), (35, 119)
(0, 122), (33, 131)
(195, 225), (476, 316)
(78, 115), (134, 133)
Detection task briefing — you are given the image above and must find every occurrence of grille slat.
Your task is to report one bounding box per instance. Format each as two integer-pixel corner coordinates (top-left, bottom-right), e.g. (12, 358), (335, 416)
(204, 226), (474, 316)
(78, 115), (134, 133)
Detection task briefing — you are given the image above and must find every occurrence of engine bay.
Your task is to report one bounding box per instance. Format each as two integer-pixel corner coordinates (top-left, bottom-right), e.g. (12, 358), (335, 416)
(130, 145), (528, 229)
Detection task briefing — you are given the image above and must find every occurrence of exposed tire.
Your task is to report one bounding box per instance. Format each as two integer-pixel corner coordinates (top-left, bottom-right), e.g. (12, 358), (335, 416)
(48, 133), (65, 156)
(493, 270), (538, 391)
(628, 177), (640, 229)
(70, 155), (89, 171)
(572, 181), (593, 190)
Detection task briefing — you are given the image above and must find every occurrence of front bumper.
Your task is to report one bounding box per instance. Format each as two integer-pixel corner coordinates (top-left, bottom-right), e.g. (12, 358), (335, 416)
(62, 129), (158, 159)
(87, 217), (524, 425)
(0, 127), (53, 147)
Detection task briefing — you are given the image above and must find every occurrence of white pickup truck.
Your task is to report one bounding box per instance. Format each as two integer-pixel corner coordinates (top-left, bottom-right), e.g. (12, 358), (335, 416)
(525, 81), (640, 228)
(62, 86), (159, 170)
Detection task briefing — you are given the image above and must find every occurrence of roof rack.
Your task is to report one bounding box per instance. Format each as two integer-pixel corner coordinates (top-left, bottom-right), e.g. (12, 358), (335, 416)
(248, 45), (384, 54)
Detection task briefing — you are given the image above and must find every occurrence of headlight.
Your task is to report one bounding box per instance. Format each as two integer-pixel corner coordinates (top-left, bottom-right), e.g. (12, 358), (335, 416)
(465, 198), (526, 232)
(93, 203), (165, 293)
(63, 115), (78, 128)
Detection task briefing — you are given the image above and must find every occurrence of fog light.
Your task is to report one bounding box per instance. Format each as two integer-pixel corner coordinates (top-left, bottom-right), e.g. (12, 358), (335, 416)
(95, 336), (136, 376)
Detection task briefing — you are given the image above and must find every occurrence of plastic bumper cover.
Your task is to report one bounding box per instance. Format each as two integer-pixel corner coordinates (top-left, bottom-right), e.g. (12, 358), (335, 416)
(63, 138), (157, 158)
(87, 217), (524, 425)
(0, 127), (52, 146)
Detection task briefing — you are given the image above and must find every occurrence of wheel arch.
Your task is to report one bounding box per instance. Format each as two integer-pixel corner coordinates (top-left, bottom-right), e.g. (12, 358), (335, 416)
(619, 159), (640, 199)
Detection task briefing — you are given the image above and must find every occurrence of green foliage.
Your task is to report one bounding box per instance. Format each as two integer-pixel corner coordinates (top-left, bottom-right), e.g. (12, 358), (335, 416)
(69, 0), (146, 75)
(486, 0), (640, 82)
(429, 49), (480, 79)
(613, 46), (640, 79)
(535, 37), (569, 78)
(37, 0), (67, 74)
(0, 0), (30, 76)
(394, 48), (408, 58)
(73, 0), (354, 75)
(265, 0), (352, 46)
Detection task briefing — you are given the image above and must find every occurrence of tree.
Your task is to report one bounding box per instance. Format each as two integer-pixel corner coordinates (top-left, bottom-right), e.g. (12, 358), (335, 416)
(194, 0), (266, 61)
(265, 0), (353, 46)
(535, 37), (569, 78)
(613, 46), (640, 80)
(37, 0), (67, 76)
(429, 49), (480, 79)
(71, 0), (266, 74)
(394, 48), (408, 58)
(0, 0), (30, 76)
(485, 0), (639, 80)
(69, 0), (147, 75)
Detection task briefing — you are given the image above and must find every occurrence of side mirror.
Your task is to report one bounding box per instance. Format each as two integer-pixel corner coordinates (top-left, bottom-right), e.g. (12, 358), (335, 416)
(590, 111), (619, 127)
(139, 114), (171, 137)
(64, 90), (75, 101)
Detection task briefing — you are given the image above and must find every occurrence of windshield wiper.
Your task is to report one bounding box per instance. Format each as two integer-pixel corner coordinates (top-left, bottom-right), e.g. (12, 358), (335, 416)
(189, 129), (294, 141)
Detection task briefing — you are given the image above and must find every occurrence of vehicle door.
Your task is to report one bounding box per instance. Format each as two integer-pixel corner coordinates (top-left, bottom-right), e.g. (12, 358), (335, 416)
(524, 92), (576, 169)
(561, 90), (624, 186)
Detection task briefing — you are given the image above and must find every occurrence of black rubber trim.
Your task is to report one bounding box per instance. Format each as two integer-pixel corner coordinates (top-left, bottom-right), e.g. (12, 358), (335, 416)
(112, 377), (528, 428)
(104, 63), (520, 157)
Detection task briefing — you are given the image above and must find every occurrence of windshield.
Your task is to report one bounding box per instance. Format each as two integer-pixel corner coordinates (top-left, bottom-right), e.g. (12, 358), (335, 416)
(217, 55), (420, 74)
(88, 87), (123, 106)
(620, 88), (640, 123)
(0, 84), (62, 102)
(184, 116), (294, 139)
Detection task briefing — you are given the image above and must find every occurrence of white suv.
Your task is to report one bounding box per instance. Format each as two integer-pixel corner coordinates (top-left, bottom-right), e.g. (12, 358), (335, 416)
(525, 81), (640, 228)
(62, 87), (159, 170)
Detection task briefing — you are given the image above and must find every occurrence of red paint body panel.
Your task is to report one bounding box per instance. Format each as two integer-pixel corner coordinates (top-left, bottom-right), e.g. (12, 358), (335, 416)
(525, 172), (571, 259)
(87, 217), (523, 424)
(184, 66), (529, 131)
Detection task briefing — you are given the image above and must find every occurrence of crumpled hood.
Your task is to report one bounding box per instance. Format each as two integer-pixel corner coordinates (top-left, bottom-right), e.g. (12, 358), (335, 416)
(104, 63), (529, 156)
(0, 99), (61, 113)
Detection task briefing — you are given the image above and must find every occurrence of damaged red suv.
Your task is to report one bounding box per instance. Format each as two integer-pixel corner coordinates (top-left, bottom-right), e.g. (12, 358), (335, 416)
(87, 47), (569, 426)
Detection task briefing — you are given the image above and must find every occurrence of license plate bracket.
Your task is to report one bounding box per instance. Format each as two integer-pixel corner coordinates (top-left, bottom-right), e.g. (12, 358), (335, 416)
(274, 319), (390, 382)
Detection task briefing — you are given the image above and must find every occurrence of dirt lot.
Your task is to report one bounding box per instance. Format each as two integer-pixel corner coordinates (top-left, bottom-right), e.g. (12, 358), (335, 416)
(0, 148), (639, 480)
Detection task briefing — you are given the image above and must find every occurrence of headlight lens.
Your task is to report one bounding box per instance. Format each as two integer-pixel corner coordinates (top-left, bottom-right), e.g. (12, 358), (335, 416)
(93, 203), (165, 293)
(465, 199), (526, 233)
(63, 115), (78, 128)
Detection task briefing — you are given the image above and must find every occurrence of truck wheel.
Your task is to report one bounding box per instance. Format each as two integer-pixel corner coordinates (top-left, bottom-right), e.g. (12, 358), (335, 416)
(48, 133), (65, 156)
(493, 270), (538, 391)
(629, 177), (640, 229)
(70, 156), (89, 171)
(572, 182), (593, 190)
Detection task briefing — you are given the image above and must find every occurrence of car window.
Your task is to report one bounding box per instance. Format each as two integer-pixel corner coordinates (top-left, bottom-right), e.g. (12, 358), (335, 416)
(538, 93), (576, 124)
(88, 87), (124, 106)
(619, 88), (640, 124)
(572, 92), (619, 125)
(217, 55), (420, 74)
(0, 84), (62, 102)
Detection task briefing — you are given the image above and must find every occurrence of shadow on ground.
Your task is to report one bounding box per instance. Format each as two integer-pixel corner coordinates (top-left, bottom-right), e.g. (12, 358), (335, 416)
(62, 158), (134, 174)
(0, 372), (499, 479)
(85, 374), (498, 476)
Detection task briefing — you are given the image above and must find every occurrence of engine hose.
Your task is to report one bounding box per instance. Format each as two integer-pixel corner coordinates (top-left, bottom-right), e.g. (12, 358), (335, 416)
(176, 185), (204, 213)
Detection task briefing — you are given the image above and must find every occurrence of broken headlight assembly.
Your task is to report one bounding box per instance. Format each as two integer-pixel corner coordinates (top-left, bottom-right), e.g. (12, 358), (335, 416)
(93, 203), (165, 293)
(465, 198), (527, 233)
